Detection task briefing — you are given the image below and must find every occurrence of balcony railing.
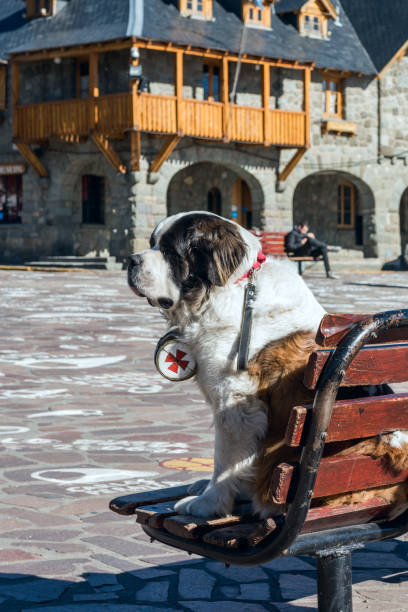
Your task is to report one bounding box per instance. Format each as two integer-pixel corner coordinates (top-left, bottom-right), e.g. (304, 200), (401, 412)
(14, 92), (308, 147)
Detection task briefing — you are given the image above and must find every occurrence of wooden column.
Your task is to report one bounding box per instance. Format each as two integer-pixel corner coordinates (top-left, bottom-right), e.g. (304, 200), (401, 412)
(130, 45), (141, 171)
(222, 56), (229, 140)
(262, 62), (271, 146)
(89, 52), (99, 130)
(175, 50), (183, 135)
(11, 63), (20, 138)
(303, 67), (311, 148)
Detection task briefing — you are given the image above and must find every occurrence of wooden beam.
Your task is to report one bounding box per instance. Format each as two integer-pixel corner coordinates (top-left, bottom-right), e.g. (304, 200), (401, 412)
(303, 67), (311, 147)
(15, 143), (48, 178)
(132, 38), (313, 71)
(150, 136), (181, 173)
(377, 40), (408, 79)
(175, 50), (184, 135)
(130, 130), (141, 172)
(11, 63), (19, 138)
(222, 56), (230, 140)
(89, 52), (99, 98)
(278, 148), (306, 182)
(89, 52), (99, 130)
(11, 38), (133, 62)
(91, 133), (126, 174)
(262, 63), (271, 146)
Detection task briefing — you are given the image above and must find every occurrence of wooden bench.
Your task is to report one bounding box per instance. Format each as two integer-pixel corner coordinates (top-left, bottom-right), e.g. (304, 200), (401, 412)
(251, 230), (324, 275)
(110, 310), (408, 611)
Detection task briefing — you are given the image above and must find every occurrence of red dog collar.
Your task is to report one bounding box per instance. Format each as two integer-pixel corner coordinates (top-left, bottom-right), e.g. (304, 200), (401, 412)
(235, 251), (266, 284)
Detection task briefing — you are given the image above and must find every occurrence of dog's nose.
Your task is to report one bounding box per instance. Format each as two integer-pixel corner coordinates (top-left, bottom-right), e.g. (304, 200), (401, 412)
(129, 253), (143, 267)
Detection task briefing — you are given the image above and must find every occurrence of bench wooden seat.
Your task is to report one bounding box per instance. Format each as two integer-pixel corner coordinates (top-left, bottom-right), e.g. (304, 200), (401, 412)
(251, 230), (324, 275)
(110, 309), (408, 611)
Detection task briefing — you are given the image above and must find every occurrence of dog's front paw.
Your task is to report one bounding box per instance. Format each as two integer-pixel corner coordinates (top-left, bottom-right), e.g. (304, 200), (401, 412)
(174, 488), (232, 518)
(187, 478), (210, 496)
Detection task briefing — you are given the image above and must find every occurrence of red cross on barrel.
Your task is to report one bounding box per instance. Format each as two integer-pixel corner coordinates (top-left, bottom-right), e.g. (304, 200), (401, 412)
(154, 330), (197, 381)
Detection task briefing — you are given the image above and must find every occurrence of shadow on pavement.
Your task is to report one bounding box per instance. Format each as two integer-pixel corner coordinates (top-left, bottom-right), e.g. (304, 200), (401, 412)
(1, 540), (408, 611)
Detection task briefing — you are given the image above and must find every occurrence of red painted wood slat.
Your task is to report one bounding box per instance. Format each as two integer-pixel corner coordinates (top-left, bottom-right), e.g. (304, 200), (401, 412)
(301, 497), (402, 534)
(316, 313), (408, 347)
(303, 343), (408, 390)
(270, 455), (408, 504)
(285, 393), (408, 447)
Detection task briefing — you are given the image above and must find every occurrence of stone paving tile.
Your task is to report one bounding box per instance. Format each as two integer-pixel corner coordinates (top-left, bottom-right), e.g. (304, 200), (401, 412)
(1, 269), (408, 610)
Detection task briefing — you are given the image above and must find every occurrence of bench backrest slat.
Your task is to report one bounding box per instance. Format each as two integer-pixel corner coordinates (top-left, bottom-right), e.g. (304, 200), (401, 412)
(285, 393), (408, 447)
(251, 231), (286, 255)
(271, 454), (408, 504)
(304, 343), (408, 389)
(316, 313), (408, 347)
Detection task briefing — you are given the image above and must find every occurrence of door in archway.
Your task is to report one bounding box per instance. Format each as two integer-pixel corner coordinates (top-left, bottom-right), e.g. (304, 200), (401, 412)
(400, 188), (408, 257)
(232, 178), (252, 228)
(207, 187), (222, 215)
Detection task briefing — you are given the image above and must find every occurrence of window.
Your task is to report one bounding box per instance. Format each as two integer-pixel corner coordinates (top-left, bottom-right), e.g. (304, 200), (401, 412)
(82, 175), (105, 224)
(25, 0), (55, 18)
(207, 187), (222, 216)
(337, 182), (355, 229)
(0, 175), (22, 224)
(242, 1), (271, 27)
(322, 78), (342, 118)
(300, 13), (327, 37)
(203, 64), (220, 101)
(77, 61), (90, 98)
(179, 0), (212, 19)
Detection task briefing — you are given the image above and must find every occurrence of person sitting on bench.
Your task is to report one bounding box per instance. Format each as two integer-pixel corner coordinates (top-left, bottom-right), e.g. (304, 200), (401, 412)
(285, 221), (336, 279)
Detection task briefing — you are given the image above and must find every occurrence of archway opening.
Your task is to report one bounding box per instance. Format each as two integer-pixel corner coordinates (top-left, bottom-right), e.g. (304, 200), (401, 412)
(293, 171), (377, 257)
(400, 188), (408, 258)
(207, 187), (222, 216)
(167, 161), (263, 230)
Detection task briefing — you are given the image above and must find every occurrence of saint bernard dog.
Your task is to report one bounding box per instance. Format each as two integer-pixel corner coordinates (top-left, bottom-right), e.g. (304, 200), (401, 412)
(128, 211), (408, 518)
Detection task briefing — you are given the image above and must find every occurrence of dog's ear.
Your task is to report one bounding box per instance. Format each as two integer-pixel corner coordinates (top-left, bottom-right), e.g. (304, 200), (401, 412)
(188, 219), (247, 286)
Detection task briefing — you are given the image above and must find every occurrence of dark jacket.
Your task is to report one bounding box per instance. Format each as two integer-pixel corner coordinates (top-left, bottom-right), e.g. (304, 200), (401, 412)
(284, 226), (306, 253)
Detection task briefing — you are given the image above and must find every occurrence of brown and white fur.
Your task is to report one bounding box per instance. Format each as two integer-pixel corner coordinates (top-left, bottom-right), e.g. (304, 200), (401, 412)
(128, 211), (408, 518)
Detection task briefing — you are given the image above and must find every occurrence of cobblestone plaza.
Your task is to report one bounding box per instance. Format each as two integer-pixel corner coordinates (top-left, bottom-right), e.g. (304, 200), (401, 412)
(1, 266), (408, 611)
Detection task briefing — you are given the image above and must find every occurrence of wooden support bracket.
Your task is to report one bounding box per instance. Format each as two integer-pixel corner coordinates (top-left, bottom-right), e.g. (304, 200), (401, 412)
(149, 135), (181, 174)
(91, 133), (126, 174)
(130, 130), (141, 172)
(278, 148), (306, 182)
(15, 143), (48, 178)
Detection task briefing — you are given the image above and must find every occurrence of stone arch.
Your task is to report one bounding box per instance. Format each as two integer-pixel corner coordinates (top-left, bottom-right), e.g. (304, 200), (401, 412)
(50, 155), (118, 257)
(400, 187), (408, 258)
(166, 160), (264, 229)
(292, 170), (377, 257)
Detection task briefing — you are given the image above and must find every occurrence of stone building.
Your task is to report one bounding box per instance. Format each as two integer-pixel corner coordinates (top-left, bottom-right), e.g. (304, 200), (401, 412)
(0, 0), (406, 266)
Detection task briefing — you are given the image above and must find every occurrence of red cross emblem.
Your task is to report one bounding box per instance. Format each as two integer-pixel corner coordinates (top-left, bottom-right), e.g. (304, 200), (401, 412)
(165, 349), (190, 374)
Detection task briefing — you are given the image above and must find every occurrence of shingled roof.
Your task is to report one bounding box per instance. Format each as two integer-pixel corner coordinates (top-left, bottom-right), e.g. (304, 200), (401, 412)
(0, 0), (376, 76)
(340, 0), (408, 74)
(275, 0), (309, 13)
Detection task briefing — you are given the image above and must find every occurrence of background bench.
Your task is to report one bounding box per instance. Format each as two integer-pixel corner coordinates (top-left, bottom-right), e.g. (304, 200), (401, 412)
(251, 230), (323, 274)
(111, 309), (408, 611)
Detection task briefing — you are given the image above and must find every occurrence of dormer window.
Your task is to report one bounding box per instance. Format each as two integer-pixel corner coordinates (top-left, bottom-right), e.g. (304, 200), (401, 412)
(302, 14), (326, 36)
(242, 1), (272, 28)
(276, 0), (337, 40)
(24, 0), (55, 19)
(179, 0), (212, 20)
(299, 9), (328, 38)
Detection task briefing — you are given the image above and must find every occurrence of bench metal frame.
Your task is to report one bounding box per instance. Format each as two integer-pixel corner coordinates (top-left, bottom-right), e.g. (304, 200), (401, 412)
(143, 309), (408, 611)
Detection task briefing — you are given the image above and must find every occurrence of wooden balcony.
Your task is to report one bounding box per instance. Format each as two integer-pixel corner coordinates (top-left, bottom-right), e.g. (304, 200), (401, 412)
(14, 92), (308, 148)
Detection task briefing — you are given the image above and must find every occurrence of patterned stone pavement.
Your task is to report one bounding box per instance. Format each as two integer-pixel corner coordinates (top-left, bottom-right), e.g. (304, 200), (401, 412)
(1, 266), (408, 611)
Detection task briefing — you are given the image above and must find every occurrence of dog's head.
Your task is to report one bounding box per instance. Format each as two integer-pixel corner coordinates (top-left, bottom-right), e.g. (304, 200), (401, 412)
(128, 212), (259, 314)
